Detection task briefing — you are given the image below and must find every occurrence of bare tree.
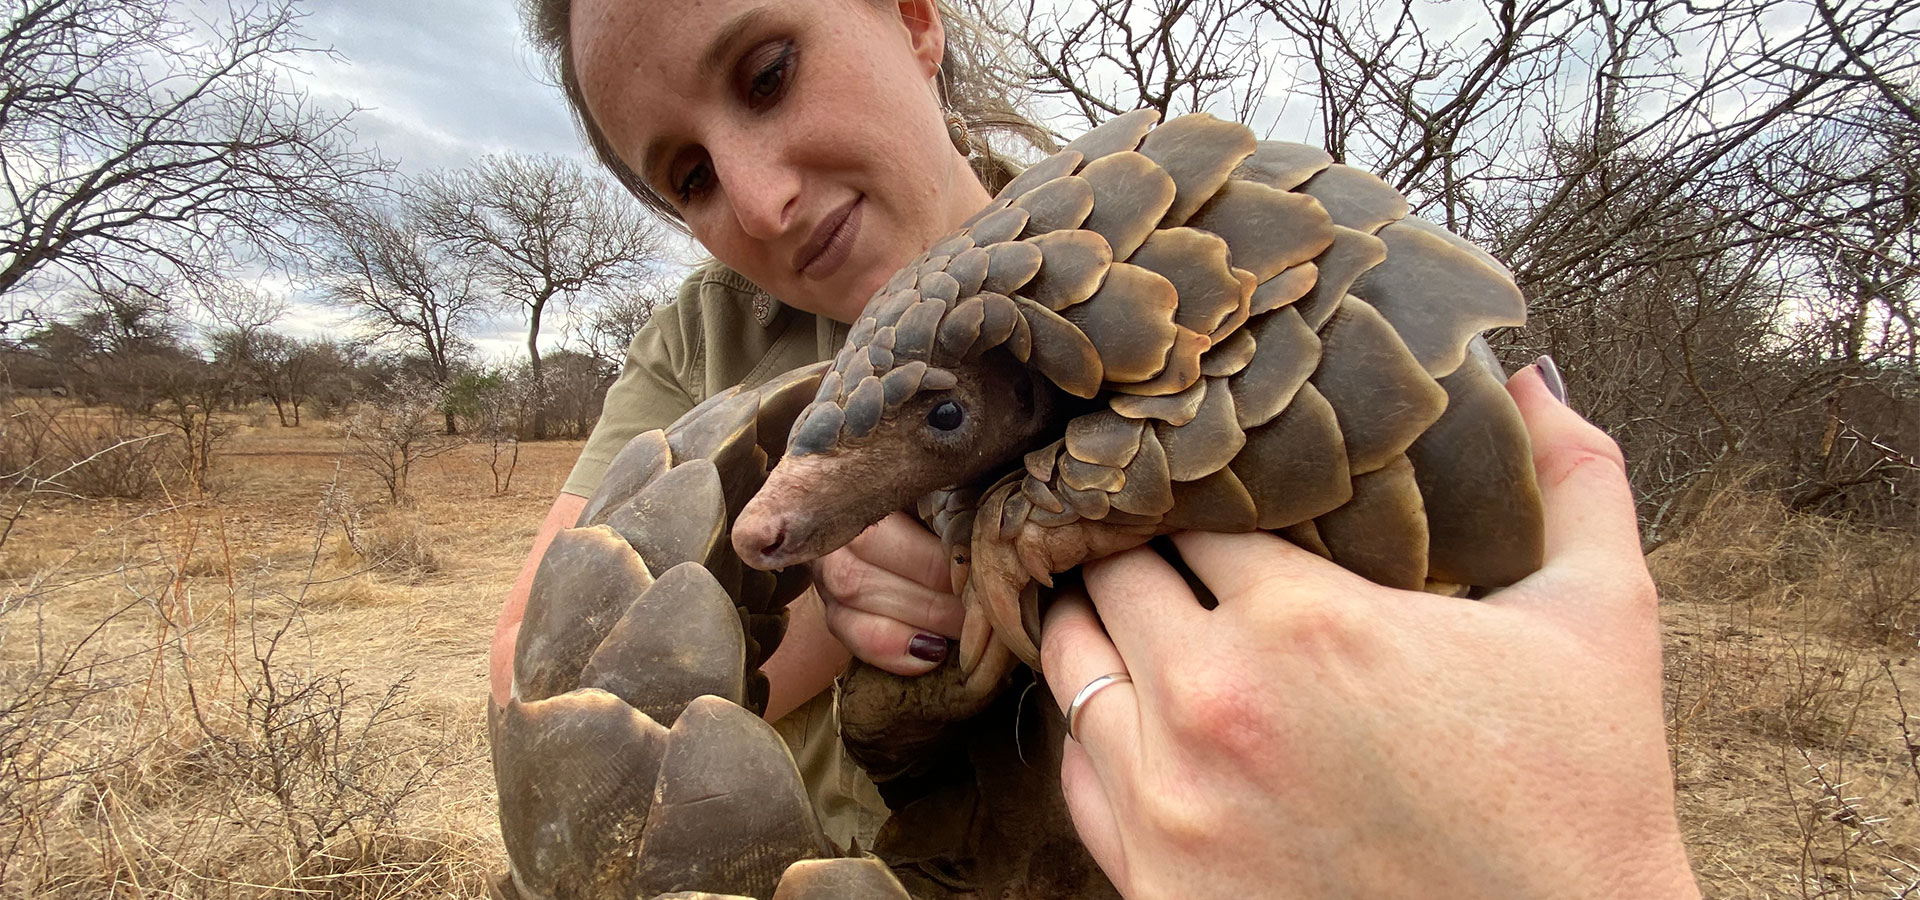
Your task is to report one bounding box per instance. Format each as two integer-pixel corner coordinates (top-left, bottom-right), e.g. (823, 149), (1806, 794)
(576, 280), (669, 373)
(415, 155), (665, 438)
(316, 198), (489, 434)
(990, 0), (1920, 531)
(0, 0), (385, 300)
(344, 378), (463, 503)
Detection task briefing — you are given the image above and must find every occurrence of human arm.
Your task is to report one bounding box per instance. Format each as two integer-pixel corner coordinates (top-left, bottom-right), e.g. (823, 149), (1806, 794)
(1039, 361), (1701, 900)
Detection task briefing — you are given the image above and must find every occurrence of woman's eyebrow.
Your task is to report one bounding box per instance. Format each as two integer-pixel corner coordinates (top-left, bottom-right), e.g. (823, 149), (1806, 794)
(700, 6), (776, 77)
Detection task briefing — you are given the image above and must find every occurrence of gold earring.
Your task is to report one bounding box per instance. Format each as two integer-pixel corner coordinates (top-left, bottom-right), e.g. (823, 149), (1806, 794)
(935, 65), (972, 156)
(945, 109), (972, 156)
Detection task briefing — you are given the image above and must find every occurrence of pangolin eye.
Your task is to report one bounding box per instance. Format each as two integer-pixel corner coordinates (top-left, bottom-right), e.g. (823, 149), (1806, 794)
(926, 400), (964, 431)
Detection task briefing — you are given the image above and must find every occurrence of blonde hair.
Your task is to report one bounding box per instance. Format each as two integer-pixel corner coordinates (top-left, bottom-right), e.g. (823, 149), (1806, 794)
(521, 0), (1053, 228)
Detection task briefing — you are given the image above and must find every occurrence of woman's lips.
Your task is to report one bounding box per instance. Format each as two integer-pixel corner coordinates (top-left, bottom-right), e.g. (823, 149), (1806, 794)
(795, 197), (862, 281)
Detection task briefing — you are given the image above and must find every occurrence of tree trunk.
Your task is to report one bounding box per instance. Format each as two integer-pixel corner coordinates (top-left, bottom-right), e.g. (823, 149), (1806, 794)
(527, 297), (548, 441)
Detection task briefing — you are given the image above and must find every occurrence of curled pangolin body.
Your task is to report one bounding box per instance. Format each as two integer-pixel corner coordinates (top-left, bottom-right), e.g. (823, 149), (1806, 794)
(491, 110), (1545, 899)
(768, 109), (1543, 666)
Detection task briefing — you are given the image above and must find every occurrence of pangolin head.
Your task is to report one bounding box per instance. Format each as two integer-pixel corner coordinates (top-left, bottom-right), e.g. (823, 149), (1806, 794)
(731, 231), (1077, 571)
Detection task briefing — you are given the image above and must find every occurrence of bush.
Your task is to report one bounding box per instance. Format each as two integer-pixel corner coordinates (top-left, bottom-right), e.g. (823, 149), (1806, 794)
(0, 399), (182, 501)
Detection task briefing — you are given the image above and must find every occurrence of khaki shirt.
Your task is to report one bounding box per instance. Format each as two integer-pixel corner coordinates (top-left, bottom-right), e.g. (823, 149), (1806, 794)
(561, 260), (887, 849)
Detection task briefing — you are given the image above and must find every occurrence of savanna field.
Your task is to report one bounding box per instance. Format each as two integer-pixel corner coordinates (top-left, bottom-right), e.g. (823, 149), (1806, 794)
(1, 400), (1915, 899)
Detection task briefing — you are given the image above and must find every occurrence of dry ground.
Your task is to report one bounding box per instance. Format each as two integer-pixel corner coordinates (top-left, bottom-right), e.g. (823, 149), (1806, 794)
(2, 405), (1916, 898)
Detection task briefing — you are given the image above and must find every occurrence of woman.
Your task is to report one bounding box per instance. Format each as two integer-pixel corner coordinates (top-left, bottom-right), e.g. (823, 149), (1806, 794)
(490, 0), (1703, 894)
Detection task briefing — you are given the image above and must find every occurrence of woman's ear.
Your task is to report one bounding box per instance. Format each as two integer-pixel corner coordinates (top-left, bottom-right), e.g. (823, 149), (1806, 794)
(895, 0), (945, 78)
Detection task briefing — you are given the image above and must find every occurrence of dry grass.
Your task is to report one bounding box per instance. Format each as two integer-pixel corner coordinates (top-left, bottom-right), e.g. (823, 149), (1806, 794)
(1655, 485), (1920, 898)
(4, 403), (1918, 897)
(1, 403), (583, 898)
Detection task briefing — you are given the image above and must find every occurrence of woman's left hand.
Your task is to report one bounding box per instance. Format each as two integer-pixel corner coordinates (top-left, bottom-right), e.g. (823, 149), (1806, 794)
(810, 511), (966, 676)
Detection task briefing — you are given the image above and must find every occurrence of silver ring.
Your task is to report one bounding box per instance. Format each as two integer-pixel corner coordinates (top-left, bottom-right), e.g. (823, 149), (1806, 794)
(1066, 672), (1132, 743)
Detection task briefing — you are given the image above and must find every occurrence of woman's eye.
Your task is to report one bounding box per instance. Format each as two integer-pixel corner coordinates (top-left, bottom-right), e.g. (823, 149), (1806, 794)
(926, 400), (965, 432)
(673, 159), (712, 205)
(744, 41), (793, 108)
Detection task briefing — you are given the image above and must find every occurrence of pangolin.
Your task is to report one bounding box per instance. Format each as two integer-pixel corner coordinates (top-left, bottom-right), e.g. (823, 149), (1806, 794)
(731, 108), (1546, 681)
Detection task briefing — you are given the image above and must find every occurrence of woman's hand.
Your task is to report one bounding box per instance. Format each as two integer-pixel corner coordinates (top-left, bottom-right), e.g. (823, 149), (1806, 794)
(1039, 362), (1701, 900)
(810, 511), (967, 676)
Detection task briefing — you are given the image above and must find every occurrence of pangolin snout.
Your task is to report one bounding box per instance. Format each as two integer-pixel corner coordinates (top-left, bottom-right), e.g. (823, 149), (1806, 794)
(732, 500), (797, 571)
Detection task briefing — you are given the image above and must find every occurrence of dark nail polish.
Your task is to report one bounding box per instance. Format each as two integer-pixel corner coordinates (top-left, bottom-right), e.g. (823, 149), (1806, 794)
(1533, 355), (1568, 405)
(908, 633), (950, 663)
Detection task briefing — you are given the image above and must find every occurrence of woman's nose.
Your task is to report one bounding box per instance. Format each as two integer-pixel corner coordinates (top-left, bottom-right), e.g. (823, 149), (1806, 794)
(715, 144), (801, 242)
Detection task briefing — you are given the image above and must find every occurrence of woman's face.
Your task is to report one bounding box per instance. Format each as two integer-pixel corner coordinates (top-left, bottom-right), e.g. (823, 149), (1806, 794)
(572, 0), (993, 323)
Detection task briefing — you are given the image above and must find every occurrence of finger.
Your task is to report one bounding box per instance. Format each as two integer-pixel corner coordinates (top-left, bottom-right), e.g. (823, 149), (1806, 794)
(1074, 543), (1210, 666)
(814, 547), (965, 636)
(843, 511), (952, 591)
(1497, 362), (1652, 617)
(1040, 588), (1141, 771)
(824, 604), (952, 676)
(1167, 529), (1373, 613)
(1059, 739), (1128, 888)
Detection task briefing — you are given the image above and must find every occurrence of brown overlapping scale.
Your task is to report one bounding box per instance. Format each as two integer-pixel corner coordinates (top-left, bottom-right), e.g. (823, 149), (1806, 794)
(976, 292), (1020, 348)
(1060, 262), (1180, 384)
(492, 691), (669, 900)
(1077, 151), (1177, 260)
(1312, 455), (1428, 590)
(1060, 107), (1158, 164)
(866, 288), (917, 328)
(579, 562), (746, 725)
(1231, 140), (1334, 191)
(631, 697), (833, 898)
(880, 360), (926, 406)
(1111, 427), (1177, 517)
(751, 362), (830, 458)
(891, 299), (946, 362)
(1012, 174), (1095, 235)
(1024, 229), (1114, 310)
(928, 230), (975, 258)
(1249, 263), (1317, 316)
(1015, 297), (1104, 398)
(1059, 482), (1112, 519)
(982, 240), (1043, 295)
(969, 204), (1033, 246)
(667, 389), (763, 516)
(1406, 353), (1545, 586)
(1297, 164), (1410, 234)
(1351, 217), (1527, 377)
(1127, 227), (1246, 335)
(1188, 180), (1336, 282)
(919, 270), (961, 305)
(579, 430), (671, 526)
(1110, 325), (1208, 397)
(1025, 441), (1060, 480)
(1309, 297), (1447, 475)
(1210, 268), (1257, 343)
(515, 526), (656, 703)
(915, 254), (952, 279)
(1154, 377), (1245, 481)
(992, 151), (1085, 211)
(1022, 474), (1066, 515)
(841, 376), (886, 438)
(770, 858), (914, 900)
(1163, 467), (1258, 531)
(1233, 383), (1353, 529)
(1136, 112), (1258, 227)
(1111, 374), (1206, 425)
(1065, 409), (1146, 468)
(1229, 306), (1321, 429)
(935, 296), (986, 363)
(947, 246), (990, 296)
(787, 402), (844, 457)
(1060, 455), (1126, 492)
(603, 458), (730, 576)
(1294, 225), (1388, 332)
(1200, 328), (1257, 377)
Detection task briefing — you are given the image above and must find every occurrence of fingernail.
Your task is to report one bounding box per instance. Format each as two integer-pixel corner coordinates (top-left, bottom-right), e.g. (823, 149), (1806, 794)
(1533, 355), (1568, 405)
(908, 633), (950, 663)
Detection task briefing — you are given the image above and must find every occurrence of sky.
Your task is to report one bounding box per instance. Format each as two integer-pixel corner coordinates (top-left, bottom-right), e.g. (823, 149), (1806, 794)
(267, 0), (674, 360)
